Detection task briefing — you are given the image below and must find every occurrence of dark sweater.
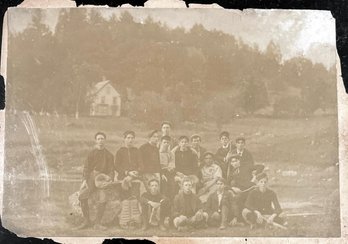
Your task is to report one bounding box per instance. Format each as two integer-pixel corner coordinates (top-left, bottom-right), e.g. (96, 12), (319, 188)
(83, 148), (115, 181)
(173, 192), (202, 218)
(227, 166), (255, 191)
(245, 188), (282, 215)
(140, 192), (166, 204)
(175, 149), (199, 176)
(139, 142), (161, 173)
(215, 145), (236, 178)
(229, 149), (254, 182)
(115, 146), (143, 180)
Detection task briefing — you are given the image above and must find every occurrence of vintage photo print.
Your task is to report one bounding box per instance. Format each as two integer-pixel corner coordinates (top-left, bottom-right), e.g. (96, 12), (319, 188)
(1, 7), (340, 238)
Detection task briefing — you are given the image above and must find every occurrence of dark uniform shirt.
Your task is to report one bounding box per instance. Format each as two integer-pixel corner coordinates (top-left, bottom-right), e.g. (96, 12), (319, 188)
(245, 188), (282, 215)
(173, 192), (202, 218)
(115, 146), (143, 180)
(139, 142), (161, 173)
(83, 147), (115, 181)
(175, 149), (199, 176)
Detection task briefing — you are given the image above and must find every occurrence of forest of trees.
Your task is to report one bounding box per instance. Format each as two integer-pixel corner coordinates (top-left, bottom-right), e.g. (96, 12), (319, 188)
(7, 9), (337, 125)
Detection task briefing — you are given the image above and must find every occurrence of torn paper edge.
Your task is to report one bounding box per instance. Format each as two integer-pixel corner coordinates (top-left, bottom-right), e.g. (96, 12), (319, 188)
(0, 0), (347, 243)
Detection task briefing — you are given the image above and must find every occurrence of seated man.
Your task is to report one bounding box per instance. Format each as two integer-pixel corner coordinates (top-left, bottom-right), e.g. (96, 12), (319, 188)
(159, 135), (176, 200)
(140, 179), (170, 231)
(173, 177), (208, 231)
(242, 173), (286, 229)
(197, 152), (222, 203)
(115, 130), (143, 198)
(173, 136), (200, 194)
(205, 178), (239, 229)
(77, 132), (115, 230)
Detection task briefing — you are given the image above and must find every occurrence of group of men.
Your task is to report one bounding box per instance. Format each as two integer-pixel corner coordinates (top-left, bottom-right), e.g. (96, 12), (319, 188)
(76, 121), (286, 232)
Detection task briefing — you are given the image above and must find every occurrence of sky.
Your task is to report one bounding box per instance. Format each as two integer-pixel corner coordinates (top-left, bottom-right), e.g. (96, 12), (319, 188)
(7, 8), (336, 68)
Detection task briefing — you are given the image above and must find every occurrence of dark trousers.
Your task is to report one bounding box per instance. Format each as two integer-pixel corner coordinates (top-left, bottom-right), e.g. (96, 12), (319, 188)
(160, 171), (176, 200)
(208, 205), (229, 227)
(78, 186), (107, 224)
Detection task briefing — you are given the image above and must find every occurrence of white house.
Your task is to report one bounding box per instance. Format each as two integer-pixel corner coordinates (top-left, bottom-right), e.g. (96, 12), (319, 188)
(88, 80), (121, 117)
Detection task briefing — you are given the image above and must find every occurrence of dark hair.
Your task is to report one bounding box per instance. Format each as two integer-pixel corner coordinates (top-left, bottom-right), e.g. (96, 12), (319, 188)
(190, 134), (201, 142)
(256, 172), (268, 181)
(236, 137), (246, 143)
(95, 132), (106, 139)
(178, 135), (189, 142)
(148, 178), (160, 186)
(161, 135), (171, 142)
(161, 121), (172, 128)
(252, 164), (265, 175)
(182, 177), (192, 185)
(219, 131), (230, 139)
(123, 130), (135, 138)
(203, 151), (214, 159)
(148, 130), (159, 138)
(230, 155), (241, 161)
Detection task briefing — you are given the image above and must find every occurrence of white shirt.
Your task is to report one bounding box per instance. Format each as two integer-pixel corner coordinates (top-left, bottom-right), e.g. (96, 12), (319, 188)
(217, 191), (223, 207)
(237, 149), (244, 156)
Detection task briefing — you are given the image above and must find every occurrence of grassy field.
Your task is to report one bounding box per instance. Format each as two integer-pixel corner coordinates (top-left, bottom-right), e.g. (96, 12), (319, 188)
(2, 113), (341, 237)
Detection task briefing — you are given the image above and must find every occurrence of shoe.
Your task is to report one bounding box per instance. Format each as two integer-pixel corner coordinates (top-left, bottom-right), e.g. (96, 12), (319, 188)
(94, 224), (107, 231)
(76, 220), (92, 230)
(250, 224), (255, 230)
(219, 224), (226, 230)
(159, 224), (167, 231)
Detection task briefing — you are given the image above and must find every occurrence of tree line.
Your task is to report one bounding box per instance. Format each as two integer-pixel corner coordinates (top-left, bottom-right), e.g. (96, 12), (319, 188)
(7, 9), (337, 125)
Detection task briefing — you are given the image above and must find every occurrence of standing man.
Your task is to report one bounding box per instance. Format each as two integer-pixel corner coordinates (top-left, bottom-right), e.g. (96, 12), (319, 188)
(159, 135), (176, 200)
(173, 136), (200, 193)
(139, 130), (161, 188)
(77, 132), (115, 230)
(160, 121), (176, 150)
(190, 134), (207, 166)
(230, 137), (254, 184)
(215, 131), (236, 179)
(140, 179), (171, 231)
(115, 130), (143, 197)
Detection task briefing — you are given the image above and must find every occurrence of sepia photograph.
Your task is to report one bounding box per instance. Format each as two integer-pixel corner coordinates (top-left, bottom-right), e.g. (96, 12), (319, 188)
(2, 7), (340, 238)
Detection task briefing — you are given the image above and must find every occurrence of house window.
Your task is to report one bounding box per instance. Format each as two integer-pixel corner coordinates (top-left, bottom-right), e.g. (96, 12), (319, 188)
(101, 96), (105, 104)
(113, 97), (117, 105)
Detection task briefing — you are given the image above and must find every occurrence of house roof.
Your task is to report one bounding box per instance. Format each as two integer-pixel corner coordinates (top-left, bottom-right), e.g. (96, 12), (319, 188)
(95, 80), (110, 92)
(90, 80), (120, 97)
